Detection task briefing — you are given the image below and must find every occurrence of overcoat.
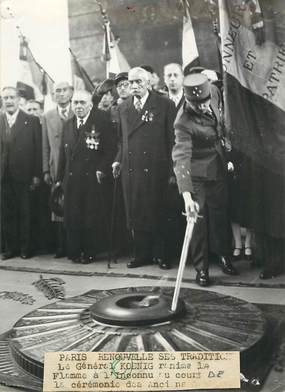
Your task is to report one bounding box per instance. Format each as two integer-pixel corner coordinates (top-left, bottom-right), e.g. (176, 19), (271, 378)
(0, 110), (41, 182)
(57, 109), (116, 229)
(115, 92), (176, 232)
(42, 106), (73, 181)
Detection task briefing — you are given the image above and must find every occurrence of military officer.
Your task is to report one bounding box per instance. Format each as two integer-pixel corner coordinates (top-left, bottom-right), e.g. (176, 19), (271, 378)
(172, 73), (238, 286)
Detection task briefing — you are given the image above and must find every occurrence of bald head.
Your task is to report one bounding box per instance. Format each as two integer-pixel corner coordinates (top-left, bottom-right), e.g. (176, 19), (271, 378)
(72, 90), (93, 118)
(128, 67), (150, 98)
(54, 81), (73, 107)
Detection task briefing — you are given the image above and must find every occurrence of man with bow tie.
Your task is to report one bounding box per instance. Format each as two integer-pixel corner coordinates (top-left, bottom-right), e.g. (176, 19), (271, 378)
(112, 67), (176, 269)
(0, 86), (41, 260)
(172, 73), (238, 287)
(42, 81), (74, 258)
(56, 90), (115, 264)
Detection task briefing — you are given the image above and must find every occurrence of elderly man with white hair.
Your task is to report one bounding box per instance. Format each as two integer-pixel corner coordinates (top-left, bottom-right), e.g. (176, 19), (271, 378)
(56, 90), (115, 264)
(112, 67), (176, 269)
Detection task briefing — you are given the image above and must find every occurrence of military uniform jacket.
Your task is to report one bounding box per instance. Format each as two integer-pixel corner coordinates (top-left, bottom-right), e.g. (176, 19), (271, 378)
(57, 109), (116, 229)
(172, 91), (226, 194)
(115, 92), (176, 232)
(0, 110), (41, 183)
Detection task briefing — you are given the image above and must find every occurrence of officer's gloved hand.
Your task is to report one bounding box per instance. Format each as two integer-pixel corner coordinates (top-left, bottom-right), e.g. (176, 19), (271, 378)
(183, 192), (199, 222)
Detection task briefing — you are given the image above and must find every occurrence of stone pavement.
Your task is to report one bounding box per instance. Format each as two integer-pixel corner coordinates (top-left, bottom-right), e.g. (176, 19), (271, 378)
(0, 254), (284, 392)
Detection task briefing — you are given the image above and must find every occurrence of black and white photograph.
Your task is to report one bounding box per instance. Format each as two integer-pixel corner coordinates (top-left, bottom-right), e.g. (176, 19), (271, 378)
(0, 0), (284, 391)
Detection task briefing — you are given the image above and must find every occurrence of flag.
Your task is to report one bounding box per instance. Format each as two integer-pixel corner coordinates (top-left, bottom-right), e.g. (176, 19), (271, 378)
(101, 18), (130, 78)
(219, 0), (285, 168)
(219, 0), (285, 237)
(181, 0), (199, 70)
(18, 36), (54, 107)
(69, 48), (94, 93)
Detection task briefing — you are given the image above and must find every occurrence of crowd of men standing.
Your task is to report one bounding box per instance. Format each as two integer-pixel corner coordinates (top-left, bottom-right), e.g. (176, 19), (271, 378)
(0, 62), (284, 286)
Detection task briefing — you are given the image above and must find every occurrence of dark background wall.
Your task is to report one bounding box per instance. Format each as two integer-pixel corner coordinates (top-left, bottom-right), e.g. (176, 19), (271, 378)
(68, 0), (221, 82)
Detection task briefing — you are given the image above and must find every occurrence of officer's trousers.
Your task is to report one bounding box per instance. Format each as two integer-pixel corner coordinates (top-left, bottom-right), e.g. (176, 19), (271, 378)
(189, 178), (231, 271)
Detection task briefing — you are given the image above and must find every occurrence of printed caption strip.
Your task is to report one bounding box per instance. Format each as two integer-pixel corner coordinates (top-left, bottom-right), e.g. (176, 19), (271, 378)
(44, 351), (240, 391)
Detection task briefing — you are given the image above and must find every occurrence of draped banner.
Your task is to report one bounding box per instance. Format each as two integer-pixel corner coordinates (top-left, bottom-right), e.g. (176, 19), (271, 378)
(219, 0), (285, 174)
(219, 0), (285, 238)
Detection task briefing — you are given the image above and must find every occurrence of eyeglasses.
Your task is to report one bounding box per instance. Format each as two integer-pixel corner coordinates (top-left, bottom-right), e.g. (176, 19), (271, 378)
(117, 81), (130, 89)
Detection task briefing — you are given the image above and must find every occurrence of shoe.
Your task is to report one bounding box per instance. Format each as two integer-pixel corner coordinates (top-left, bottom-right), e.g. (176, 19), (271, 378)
(157, 258), (171, 270)
(232, 247), (242, 261)
(54, 249), (65, 259)
(218, 256), (238, 275)
(244, 247), (252, 261)
(71, 257), (81, 264)
(82, 256), (96, 264)
(1, 251), (15, 260)
(127, 259), (146, 268)
(259, 269), (280, 279)
(20, 252), (32, 259)
(195, 270), (210, 287)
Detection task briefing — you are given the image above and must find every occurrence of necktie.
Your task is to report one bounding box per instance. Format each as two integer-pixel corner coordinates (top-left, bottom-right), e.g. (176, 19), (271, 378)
(61, 109), (67, 119)
(134, 98), (142, 112)
(78, 119), (84, 129)
(206, 108), (214, 119)
(7, 115), (14, 128)
(170, 96), (178, 107)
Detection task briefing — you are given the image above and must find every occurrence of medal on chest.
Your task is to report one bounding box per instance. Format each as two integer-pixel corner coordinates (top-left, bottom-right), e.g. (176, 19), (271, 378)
(85, 125), (100, 150)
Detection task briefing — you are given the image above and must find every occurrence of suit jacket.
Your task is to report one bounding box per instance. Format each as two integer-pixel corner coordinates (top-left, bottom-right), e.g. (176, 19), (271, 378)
(115, 92), (176, 232)
(0, 110), (41, 183)
(42, 106), (73, 181)
(56, 109), (116, 228)
(172, 90), (226, 194)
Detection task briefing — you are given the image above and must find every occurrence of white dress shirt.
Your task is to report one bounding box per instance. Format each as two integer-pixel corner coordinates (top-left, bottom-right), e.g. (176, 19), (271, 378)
(133, 91), (149, 109)
(169, 89), (184, 107)
(76, 112), (90, 128)
(6, 109), (20, 128)
(58, 103), (71, 120)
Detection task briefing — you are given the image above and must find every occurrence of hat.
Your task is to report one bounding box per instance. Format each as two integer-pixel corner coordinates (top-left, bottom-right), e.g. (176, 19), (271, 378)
(183, 65), (205, 76)
(140, 64), (155, 74)
(183, 73), (211, 102)
(115, 72), (128, 86)
(201, 69), (218, 82)
(97, 79), (116, 96)
(50, 185), (64, 218)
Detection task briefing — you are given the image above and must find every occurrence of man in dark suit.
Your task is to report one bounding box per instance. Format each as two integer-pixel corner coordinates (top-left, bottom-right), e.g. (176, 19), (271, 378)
(56, 90), (115, 264)
(163, 63), (186, 261)
(164, 63), (185, 113)
(112, 67), (176, 269)
(172, 74), (238, 286)
(42, 82), (74, 257)
(0, 86), (41, 260)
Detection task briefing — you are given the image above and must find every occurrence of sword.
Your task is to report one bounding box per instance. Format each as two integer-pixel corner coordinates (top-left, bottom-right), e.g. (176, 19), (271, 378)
(171, 206), (200, 313)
